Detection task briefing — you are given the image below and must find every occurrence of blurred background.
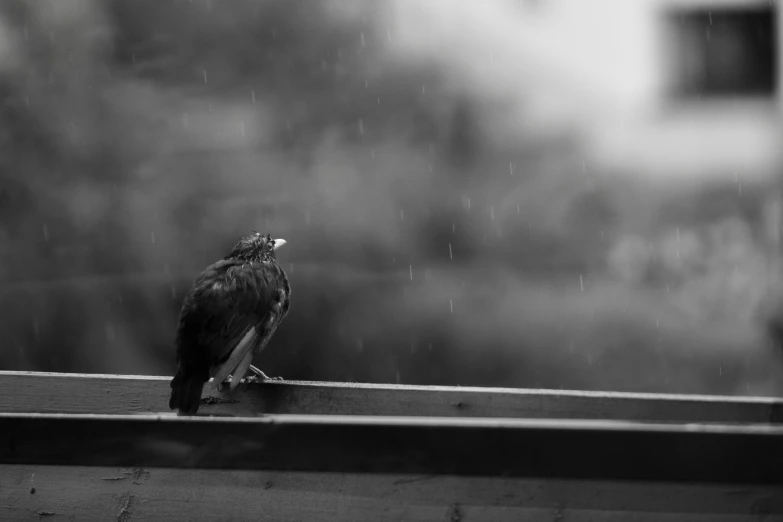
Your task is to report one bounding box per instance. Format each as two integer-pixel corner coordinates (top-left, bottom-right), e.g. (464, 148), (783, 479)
(1, 0), (783, 396)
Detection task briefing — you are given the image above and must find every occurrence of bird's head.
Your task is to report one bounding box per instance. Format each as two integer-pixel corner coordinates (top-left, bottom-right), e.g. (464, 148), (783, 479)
(225, 231), (286, 262)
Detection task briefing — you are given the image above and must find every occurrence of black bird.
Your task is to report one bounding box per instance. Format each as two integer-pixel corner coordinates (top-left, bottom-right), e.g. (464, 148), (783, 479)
(169, 232), (291, 414)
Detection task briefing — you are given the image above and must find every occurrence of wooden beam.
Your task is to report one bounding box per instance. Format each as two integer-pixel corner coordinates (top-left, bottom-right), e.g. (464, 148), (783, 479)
(2, 465), (781, 521)
(1, 413), (782, 484)
(2, 370), (782, 421)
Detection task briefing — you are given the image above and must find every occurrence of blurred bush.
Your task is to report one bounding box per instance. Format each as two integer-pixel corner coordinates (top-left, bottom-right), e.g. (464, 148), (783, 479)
(0, 0), (780, 396)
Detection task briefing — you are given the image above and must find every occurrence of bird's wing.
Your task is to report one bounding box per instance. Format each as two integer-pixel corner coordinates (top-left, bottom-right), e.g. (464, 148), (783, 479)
(176, 259), (274, 382)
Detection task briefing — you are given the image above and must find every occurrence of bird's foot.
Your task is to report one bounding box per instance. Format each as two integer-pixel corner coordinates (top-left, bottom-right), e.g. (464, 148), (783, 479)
(244, 375), (284, 384)
(248, 364), (283, 382)
(216, 368), (282, 390)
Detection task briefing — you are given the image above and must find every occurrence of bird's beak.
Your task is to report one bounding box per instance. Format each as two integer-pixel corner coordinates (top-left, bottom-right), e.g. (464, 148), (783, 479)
(273, 238), (287, 250)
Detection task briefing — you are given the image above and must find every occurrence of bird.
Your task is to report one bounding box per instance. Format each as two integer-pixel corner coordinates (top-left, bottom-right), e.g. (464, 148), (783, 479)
(169, 231), (291, 414)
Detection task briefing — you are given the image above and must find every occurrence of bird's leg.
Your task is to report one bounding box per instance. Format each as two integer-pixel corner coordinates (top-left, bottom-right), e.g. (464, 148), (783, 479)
(245, 364), (283, 383)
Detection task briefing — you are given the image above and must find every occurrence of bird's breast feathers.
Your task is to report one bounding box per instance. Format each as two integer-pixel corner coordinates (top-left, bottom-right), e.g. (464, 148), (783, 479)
(198, 259), (287, 294)
(179, 259), (290, 327)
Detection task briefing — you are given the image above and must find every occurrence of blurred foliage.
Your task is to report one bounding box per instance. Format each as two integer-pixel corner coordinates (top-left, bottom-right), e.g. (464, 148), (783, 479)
(0, 0), (780, 396)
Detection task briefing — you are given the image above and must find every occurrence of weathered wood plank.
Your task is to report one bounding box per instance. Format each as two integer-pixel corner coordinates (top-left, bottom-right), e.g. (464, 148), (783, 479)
(2, 370), (782, 421)
(2, 465), (781, 521)
(1, 413), (782, 484)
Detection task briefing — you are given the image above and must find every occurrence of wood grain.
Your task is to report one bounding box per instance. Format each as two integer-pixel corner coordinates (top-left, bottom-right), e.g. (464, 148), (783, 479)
(2, 370), (782, 421)
(1, 413), (782, 483)
(2, 465), (781, 522)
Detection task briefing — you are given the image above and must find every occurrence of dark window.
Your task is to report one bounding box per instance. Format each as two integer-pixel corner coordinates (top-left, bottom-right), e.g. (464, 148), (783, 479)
(665, 6), (777, 98)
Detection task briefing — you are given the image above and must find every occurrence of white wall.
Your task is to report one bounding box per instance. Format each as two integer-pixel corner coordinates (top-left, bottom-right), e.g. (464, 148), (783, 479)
(384, 0), (783, 183)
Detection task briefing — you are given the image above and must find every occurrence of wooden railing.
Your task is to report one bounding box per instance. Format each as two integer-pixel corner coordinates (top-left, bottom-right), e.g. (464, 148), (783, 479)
(1, 371), (782, 520)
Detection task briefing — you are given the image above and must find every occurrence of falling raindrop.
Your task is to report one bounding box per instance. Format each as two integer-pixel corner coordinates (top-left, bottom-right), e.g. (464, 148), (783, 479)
(105, 323), (116, 342)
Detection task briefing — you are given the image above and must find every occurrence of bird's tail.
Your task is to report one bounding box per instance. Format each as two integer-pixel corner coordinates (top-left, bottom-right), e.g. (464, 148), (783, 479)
(169, 369), (207, 415)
